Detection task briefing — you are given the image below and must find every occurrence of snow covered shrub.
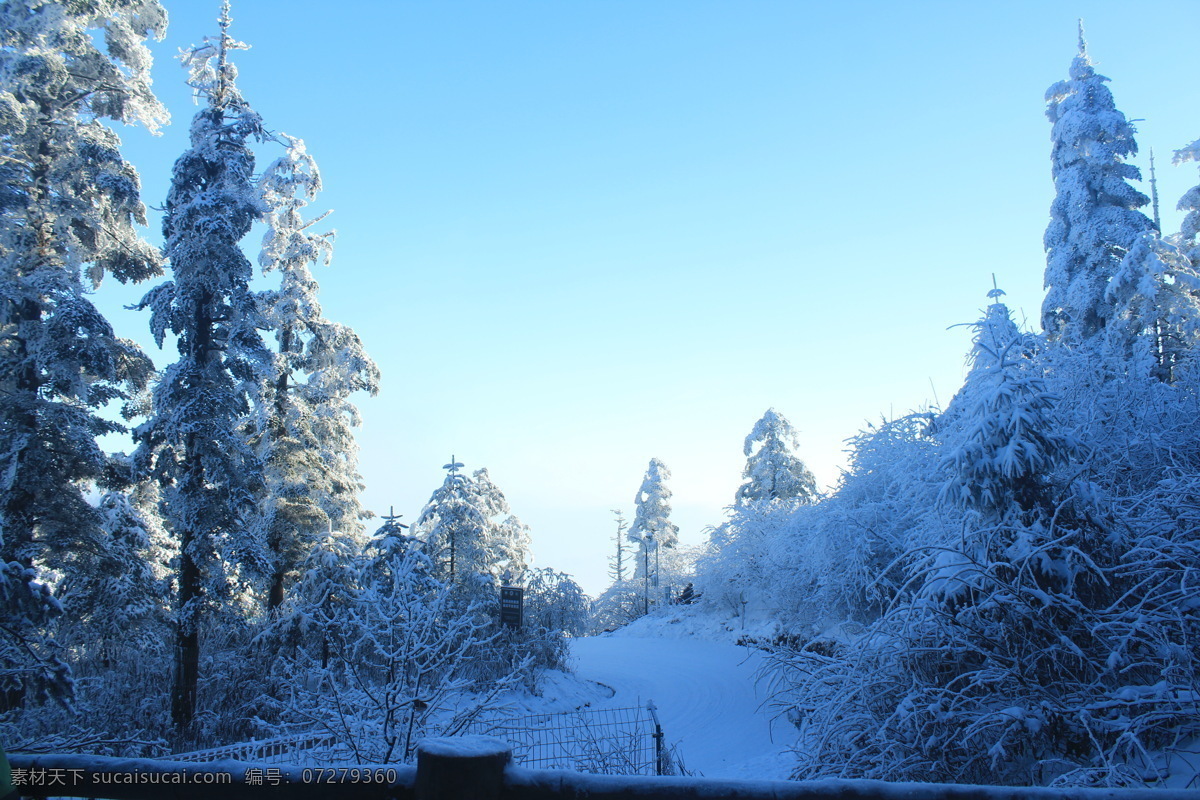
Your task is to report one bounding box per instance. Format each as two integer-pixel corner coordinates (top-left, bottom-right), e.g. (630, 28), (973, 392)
(774, 489), (1199, 786)
(0, 565), (69, 716)
(772, 413), (941, 628)
(771, 293), (1200, 786)
(266, 530), (519, 763)
(590, 579), (644, 633)
(525, 568), (589, 636)
(696, 404), (941, 639)
(698, 502), (792, 620)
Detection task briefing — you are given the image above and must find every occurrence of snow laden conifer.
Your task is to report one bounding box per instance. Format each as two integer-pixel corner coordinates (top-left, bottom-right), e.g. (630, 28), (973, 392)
(608, 509), (628, 582)
(0, 0), (167, 708)
(735, 409), (818, 507)
(132, 6), (272, 730)
(416, 459), (488, 589)
(523, 568), (589, 636)
(254, 135), (380, 611)
(938, 287), (1069, 515)
(1042, 26), (1154, 344)
(628, 458), (678, 580)
(415, 460), (530, 606)
(1104, 232), (1200, 382)
(700, 411), (817, 622)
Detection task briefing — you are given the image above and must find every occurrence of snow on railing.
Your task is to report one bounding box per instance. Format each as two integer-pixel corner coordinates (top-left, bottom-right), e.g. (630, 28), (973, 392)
(11, 739), (1200, 800)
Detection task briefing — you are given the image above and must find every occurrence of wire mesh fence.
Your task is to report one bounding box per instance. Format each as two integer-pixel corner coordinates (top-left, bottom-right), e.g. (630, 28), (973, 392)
(465, 705), (660, 775)
(169, 705), (664, 774)
(171, 730), (346, 764)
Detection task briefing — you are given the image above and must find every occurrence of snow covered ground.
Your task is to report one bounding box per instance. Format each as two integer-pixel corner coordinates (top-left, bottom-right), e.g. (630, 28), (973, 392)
(569, 623), (796, 780)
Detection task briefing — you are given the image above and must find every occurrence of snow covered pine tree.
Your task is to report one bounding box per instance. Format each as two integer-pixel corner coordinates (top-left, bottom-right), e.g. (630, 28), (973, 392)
(628, 458), (678, 583)
(1042, 25), (1154, 345)
(254, 134), (380, 611)
(415, 460), (530, 611)
(133, 5), (272, 730)
(0, 0), (167, 708)
(735, 409), (818, 507)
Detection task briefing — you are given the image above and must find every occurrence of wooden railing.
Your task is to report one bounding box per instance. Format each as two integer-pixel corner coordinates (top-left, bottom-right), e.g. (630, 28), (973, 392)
(11, 738), (1200, 800)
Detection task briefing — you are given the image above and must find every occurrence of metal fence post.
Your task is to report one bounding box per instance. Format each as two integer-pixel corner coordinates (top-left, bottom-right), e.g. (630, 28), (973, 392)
(646, 700), (664, 776)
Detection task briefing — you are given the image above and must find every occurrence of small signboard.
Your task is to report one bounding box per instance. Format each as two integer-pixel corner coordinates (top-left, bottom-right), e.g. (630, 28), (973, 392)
(499, 586), (524, 629)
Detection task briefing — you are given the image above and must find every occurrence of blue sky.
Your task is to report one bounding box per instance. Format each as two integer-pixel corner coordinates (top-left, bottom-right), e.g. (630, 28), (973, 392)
(98, 1), (1200, 595)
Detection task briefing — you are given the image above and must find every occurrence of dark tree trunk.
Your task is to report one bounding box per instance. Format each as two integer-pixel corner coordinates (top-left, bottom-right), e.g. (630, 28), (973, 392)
(171, 547), (201, 729)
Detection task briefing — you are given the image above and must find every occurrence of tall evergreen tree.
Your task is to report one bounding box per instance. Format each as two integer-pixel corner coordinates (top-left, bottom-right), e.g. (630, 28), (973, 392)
(735, 409), (818, 506)
(133, 5), (271, 729)
(255, 134), (380, 610)
(1042, 26), (1154, 344)
(0, 0), (167, 706)
(628, 458), (678, 580)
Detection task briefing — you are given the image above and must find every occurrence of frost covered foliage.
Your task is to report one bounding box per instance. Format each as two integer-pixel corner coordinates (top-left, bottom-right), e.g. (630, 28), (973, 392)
(1172, 138), (1200, 266)
(938, 291), (1072, 516)
(1104, 232), (1200, 382)
(1042, 29), (1154, 344)
(410, 462), (569, 678)
(253, 134), (380, 610)
(628, 458), (678, 580)
(524, 568), (589, 636)
(764, 294), (1200, 786)
(590, 579), (645, 632)
(132, 9), (272, 730)
(414, 462), (530, 606)
(56, 490), (172, 665)
(0, 564), (67, 712)
(699, 413), (938, 629)
(266, 530), (520, 763)
(13, 487), (175, 755)
(732, 39), (1200, 785)
(700, 410), (823, 621)
(0, 0), (166, 708)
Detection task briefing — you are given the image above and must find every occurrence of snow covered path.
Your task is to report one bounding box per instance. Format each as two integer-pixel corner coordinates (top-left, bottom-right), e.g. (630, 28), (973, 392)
(569, 634), (795, 779)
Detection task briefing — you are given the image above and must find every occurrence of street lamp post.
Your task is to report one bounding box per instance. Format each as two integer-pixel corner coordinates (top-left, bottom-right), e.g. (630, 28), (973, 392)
(654, 536), (661, 591)
(643, 528), (655, 615)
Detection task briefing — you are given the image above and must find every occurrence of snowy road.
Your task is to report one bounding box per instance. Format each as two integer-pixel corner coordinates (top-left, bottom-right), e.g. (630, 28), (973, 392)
(569, 634), (795, 779)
